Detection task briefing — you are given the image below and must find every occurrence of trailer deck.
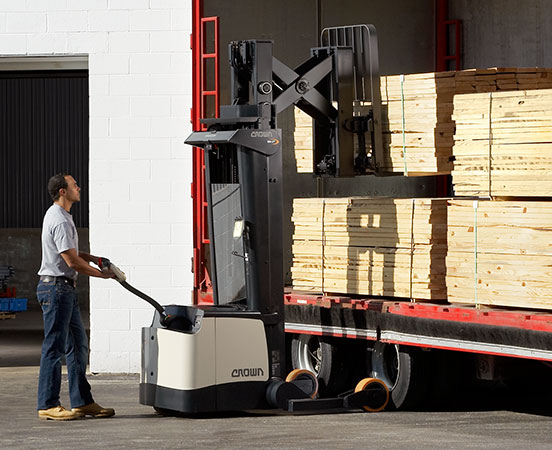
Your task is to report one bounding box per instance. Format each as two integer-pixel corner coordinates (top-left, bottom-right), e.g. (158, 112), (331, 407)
(284, 292), (552, 361)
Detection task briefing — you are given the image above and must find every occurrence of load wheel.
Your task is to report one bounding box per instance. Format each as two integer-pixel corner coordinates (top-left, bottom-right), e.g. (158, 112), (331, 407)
(290, 334), (349, 396)
(286, 368), (319, 399)
(369, 343), (427, 410)
(354, 377), (390, 412)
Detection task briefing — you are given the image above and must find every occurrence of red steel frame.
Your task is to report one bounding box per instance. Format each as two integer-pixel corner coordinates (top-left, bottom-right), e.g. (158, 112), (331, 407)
(435, 0), (461, 197)
(436, 0), (462, 72)
(191, 0), (218, 304)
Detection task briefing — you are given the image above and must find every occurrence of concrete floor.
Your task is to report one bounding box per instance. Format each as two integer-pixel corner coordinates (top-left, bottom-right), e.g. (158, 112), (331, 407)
(1, 330), (552, 450)
(2, 364), (552, 450)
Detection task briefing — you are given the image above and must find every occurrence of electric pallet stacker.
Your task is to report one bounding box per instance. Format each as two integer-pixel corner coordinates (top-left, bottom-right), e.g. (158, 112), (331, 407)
(109, 24), (392, 415)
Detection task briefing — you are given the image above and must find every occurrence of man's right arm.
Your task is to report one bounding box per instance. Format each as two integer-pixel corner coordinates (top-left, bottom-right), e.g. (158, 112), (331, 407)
(60, 248), (113, 278)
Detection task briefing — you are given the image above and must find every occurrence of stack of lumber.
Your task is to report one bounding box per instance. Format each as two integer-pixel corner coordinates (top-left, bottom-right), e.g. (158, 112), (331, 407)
(379, 72), (455, 175)
(455, 67), (552, 93)
(293, 67), (552, 176)
(446, 200), (552, 310)
(451, 88), (552, 197)
(291, 197), (448, 300)
(294, 108), (314, 173)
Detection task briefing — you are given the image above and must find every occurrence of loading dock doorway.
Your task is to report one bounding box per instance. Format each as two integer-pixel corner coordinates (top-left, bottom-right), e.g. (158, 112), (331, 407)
(0, 62), (90, 365)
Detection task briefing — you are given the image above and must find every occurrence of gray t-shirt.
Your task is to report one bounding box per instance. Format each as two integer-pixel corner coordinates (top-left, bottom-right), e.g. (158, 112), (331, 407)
(38, 203), (79, 280)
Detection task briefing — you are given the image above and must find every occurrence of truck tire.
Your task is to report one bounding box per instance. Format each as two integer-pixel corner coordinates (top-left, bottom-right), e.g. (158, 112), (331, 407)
(290, 334), (349, 396)
(370, 343), (427, 410)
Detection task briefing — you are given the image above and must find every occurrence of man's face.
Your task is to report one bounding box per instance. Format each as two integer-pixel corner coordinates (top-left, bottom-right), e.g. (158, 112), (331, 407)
(62, 175), (81, 203)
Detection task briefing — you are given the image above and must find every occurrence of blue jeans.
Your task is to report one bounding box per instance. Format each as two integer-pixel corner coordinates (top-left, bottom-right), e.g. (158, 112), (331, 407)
(36, 279), (94, 410)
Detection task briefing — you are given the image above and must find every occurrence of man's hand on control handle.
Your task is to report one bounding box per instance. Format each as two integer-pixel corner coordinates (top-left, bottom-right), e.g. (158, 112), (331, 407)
(99, 268), (116, 279)
(97, 257), (126, 282)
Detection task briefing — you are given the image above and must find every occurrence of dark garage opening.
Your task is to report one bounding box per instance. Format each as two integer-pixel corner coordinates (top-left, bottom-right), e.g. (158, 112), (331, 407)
(0, 69), (90, 366)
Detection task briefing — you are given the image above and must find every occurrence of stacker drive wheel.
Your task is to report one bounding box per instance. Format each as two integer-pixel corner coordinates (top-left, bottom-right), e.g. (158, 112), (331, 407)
(369, 342), (427, 410)
(285, 368), (319, 399)
(354, 377), (390, 412)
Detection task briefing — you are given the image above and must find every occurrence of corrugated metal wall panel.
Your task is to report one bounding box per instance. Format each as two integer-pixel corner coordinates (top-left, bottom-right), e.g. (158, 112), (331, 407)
(0, 70), (89, 228)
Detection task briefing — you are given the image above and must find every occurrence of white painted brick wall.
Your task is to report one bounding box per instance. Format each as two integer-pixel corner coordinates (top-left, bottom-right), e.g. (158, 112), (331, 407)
(47, 11), (88, 32)
(6, 13), (46, 33)
(27, 33), (67, 54)
(130, 10), (170, 31)
(1, 2), (193, 373)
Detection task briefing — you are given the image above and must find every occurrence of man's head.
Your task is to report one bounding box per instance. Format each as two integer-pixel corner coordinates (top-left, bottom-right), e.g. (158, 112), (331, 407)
(48, 173), (80, 204)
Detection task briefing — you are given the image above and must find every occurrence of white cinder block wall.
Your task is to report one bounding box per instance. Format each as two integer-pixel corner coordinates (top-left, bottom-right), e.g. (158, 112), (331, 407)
(1, 0), (194, 373)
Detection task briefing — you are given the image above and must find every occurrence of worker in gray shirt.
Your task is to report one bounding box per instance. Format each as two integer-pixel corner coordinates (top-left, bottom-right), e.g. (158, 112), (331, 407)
(37, 173), (115, 421)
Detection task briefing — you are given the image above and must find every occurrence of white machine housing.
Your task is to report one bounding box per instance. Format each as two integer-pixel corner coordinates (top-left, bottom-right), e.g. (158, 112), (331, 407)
(140, 313), (270, 413)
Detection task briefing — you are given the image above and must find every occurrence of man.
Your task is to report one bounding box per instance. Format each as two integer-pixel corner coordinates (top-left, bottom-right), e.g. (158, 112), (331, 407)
(37, 173), (115, 421)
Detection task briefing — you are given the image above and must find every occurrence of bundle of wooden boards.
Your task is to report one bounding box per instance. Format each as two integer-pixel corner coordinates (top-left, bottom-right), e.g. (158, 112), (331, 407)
(294, 108), (314, 173)
(293, 67), (552, 175)
(292, 197), (552, 310)
(291, 197), (448, 300)
(451, 88), (552, 197)
(446, 200), (552, 310)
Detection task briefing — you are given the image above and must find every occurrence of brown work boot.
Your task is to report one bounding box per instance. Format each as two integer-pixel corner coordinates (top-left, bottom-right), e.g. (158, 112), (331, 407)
(38, 405), (84, 421)
(72, 402), (115, 418)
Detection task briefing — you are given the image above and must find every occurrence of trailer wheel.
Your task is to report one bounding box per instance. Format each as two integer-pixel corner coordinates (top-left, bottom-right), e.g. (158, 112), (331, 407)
(370, 343), (426, 410)
(290, 334), (348, 396)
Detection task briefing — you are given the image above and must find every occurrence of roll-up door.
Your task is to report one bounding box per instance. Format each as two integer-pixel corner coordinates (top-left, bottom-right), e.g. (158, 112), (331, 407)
(0, 70), (89, 228)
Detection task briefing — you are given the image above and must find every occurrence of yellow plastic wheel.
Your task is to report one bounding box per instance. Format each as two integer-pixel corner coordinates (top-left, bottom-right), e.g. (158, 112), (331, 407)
(285, 368), (319, 399)
(354, 377), (389, 412)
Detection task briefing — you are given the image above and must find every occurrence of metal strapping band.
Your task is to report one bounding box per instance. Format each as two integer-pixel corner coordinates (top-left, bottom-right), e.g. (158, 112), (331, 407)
(400, 74), (408, 176)
(473, 200), (479, 308)
(488, 92), (493, 198)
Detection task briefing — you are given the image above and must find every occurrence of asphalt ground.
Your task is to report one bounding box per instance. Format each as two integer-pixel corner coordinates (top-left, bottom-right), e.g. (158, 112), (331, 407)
(1, 331), (552, 450)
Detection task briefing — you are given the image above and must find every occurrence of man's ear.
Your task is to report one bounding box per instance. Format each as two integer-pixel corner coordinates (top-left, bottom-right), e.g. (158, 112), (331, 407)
(59, 188), (66, 197)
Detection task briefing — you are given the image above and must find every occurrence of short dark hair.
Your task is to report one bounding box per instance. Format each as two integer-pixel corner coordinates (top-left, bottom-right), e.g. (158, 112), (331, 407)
(47, 173), (69, 201)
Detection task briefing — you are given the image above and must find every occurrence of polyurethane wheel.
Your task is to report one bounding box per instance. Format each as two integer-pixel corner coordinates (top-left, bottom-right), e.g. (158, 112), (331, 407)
(354, 377), (390, 412)
(285, 368), (319, 399)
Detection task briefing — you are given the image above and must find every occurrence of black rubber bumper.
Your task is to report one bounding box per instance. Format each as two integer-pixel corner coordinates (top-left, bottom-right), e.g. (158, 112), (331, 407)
(140, 381), (269, 413)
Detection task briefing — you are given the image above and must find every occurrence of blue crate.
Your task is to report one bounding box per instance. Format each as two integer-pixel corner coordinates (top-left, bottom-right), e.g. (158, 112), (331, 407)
(0, 298), (27, 312)
(0, 298), (10, 311)
(9, 298), (27, 312)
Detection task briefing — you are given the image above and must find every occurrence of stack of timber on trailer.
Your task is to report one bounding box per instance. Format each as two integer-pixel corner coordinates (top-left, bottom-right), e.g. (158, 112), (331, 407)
(293, 67), (552, 176)
(291, 197), (448, 300)
(446, 200), (552, 310)
(451, 88), (552, 197)
(291, 68), (552, 312)
(446, 88), (552, 310)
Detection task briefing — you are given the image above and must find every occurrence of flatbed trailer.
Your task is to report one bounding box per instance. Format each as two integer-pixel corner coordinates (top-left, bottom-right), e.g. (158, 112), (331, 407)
(284, 292), (552, 408)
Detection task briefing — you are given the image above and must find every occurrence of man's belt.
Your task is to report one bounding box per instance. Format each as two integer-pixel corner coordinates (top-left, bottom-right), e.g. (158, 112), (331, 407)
(39, 275), (76, 288)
